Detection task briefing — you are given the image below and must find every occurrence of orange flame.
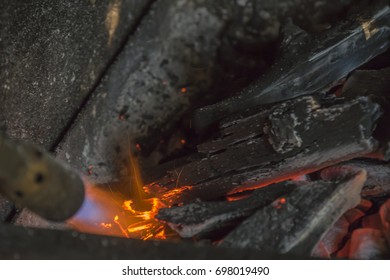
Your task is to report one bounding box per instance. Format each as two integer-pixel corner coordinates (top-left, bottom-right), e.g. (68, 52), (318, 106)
(119, 149), (168, 240)
(69, 147), (172, 240)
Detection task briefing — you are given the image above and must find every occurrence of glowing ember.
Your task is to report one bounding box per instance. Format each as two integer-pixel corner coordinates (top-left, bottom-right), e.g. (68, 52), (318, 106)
(271, 197), (287, 209)
(122, 198), (162, 220)
(226, 192), (252, 202)
(228, 168), (319, 195)
(154, 229), (166, 239)
(160, 186), (193, 204)
(122, 194), (167, 239)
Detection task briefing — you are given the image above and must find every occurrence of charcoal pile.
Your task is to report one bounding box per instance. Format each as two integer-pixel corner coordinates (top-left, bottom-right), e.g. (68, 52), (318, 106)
(143, 2), (390, 259)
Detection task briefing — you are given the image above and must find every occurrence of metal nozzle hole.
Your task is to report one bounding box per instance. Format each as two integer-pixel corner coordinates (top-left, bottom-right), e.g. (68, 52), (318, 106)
(15, 191), (23, 198)
(35, 173), (44, 184)
(35, 150), (43, 158)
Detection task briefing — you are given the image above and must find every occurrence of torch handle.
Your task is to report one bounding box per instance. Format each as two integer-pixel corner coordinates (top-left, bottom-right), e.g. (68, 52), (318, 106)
(0, 134), (85, 221)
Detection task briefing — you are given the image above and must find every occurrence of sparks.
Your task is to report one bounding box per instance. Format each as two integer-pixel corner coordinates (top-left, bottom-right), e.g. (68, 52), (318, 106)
(113, 215), (129, 238)
(100, 222), (112, 229)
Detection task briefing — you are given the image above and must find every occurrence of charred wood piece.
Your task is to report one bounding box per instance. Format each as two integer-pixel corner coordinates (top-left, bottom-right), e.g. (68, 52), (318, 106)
(357, 199), (373, 212)
(219, 167), (366, 255)
(337, 239), (352, 259)
(341, 68), (390, 157)
(342, 68), (390, 101)
(313, 207), (366, 258)
(381, 142), (390, 161)
(211, 0), (355, 84)
(321, 160), (390, 198)
(194, 4), (390, 130)
(146, 96), (381, 205)
(0, 195), (13, 223)
(379, 198), (390, 247)
(311, 216), (349, 258)
(343, 208), (365, 225)
(362, 214), (383, 231)
(156, 182), (299, 238)
(55, 0), (340, 181)
(348, 228), (389, 259)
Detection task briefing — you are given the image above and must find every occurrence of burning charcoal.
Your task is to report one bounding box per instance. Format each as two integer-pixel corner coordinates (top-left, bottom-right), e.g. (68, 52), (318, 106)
(379, 198), (390, 245)
(349, 228), (389, 259)
(382, 142), (390, 161)
(357, 199), (373, 212)
(343, 208), (365, 225)
(359, 162), (390, 198)
(341, 68), (390, 159)
(212, 0), (354, 91)
(0, 195), (13, 223)
(337, 239), (351, 259)
(314, 206), (367, 258)
(194, 4), (390, 130)
(147, 96), (380, 205)
(341, 68), (390, 151)
(219, 167), (366, 255)
(312, 216), (350, 259)
(321, 161), (390, 198)
(56, 0), (330, 181)
(311, 242), (330, 259)
(342, 68), (390, 101)
(362, 214), (383, 231)
(321, 160), (390, 198)
(156, 181), (299, 238)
